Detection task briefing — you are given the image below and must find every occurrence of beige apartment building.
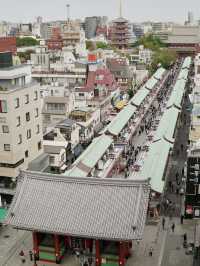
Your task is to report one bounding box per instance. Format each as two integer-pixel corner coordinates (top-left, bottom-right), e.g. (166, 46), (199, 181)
(0, 62), (43, 203)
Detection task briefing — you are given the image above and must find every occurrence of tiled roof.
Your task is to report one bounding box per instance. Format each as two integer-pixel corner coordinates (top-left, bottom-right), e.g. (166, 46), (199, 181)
(86, 69), (116, 90)
(5, 171), (150, 241)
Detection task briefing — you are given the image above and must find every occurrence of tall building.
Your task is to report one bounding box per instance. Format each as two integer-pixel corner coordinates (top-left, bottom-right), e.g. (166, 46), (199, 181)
(0, 53), (43, 204)
(84, 16), (108, 39)
(188, 11), (194, 26)
(110, 0), (130, 49)
(110, 17), (130, 49)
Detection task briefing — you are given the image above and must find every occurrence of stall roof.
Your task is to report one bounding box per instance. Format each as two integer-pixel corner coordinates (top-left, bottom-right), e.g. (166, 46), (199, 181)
(167, 79), (186, 109)
(131, 88), (150, 107)
(177, 68), (189, 80)
(154, 107), (180, 143)
(105, 104), (137, 136)
(64, 135), (113, 177)
(145, 78), (158, 91)
(181, 57), (192, 69)
(153, 67), (166, 80)
(5, 171), (150, 241)
(141, 140), (172, 193)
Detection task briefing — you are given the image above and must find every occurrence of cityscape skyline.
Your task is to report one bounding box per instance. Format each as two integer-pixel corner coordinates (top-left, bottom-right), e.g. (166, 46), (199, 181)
(1, 0), (200, 23)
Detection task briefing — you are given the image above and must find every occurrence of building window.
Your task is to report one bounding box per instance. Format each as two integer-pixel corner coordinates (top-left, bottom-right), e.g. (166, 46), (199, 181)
(38, 141), (42, 150)
(18, 134), (22, 144)
(0, 100), (8, 113)
(49, 156), (55, 164)
(4, 144), (10, 151)
(25, 94), (29, 104)
(2, 125), (9, 133)
(36, 124), (40, 134)
(79, 93), (85, 97)
(35, 108), (39, 118)
(34, 91), (38, 100)
(25, 150), (29, 158)
(27, 129), (31, 139)
(16, 116), (21, 127)
(15, 98), (20, 108)
(26, 112), (30, 122)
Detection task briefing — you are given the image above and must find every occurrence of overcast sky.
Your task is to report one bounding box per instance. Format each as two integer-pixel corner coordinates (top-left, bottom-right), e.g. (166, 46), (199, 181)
(2, 0), (200, 23)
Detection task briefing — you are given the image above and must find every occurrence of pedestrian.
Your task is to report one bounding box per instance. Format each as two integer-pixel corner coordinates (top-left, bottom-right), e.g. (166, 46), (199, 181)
(19, 250), (26, 264)
(182, 167), (184, 176)
(29, 250), (33, 261)
(180, 215), (184, 224)
(171, 223), (175, 233)
(181, 144), (184, 151)
(171, 183), (174, 193)
(149, 246), (153, 257)
(162, 217), (166, 230)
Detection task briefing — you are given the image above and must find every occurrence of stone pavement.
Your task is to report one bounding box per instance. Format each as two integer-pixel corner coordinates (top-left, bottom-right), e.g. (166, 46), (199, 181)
(126, 217), (194, 266)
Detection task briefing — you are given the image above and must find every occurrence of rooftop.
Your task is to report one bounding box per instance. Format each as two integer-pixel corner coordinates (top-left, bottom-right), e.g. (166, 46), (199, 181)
(5, 171), (150, 240)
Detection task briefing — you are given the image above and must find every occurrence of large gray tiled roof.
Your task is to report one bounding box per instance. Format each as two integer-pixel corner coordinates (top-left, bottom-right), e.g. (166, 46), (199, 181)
(5, 171), (150, 241)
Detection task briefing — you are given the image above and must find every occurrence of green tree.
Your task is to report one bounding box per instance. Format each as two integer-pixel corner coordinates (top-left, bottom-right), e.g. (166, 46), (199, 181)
(96, 42), (109, 49)
(16, 37), (39, 47)
(86, 40), (96, 51)
(149, 49), (177, 74)
(135, 34), (166, 51)
(127, 88), (134, 99)
(17, 50), (35, 62)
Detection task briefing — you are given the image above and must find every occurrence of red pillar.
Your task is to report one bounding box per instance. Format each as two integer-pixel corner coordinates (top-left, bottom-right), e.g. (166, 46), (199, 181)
(32, 232), (39, 257)
(95, 240), (101, 266)
(119, 242), (125, 266)
(54, 234), (60, 262)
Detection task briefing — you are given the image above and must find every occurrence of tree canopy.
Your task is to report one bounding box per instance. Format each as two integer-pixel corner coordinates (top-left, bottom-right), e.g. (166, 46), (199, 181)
(16, 37), (39, 47)
(149, 48), (177, 74)
(135, 34), (166, 51)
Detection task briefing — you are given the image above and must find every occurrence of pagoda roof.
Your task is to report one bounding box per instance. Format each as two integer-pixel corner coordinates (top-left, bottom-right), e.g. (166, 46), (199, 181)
(5, 171), (150, 241)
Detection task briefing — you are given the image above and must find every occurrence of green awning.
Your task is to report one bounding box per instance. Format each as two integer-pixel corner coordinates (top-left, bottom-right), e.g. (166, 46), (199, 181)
(153, 67), (166, 80)
(181, 56), (192, 69)
(145, 78), (158, 90)
(106, 104), (136, 136)
(141, 140), (172, 193)
(64, 135), (113, 177)
(131, 87), (150, 107)
(154, 106), (180, 142)
(178, 68), (189, 80)
(0, 208), (7, 223)
(167, 79), (186, 109)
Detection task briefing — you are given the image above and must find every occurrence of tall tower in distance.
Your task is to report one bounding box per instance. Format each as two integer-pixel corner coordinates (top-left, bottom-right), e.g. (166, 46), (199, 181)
(66, 4), (70, 22)
(119, 0), (122, 17)
(188, 11), (194, 25)
(110, 0), (130, 49)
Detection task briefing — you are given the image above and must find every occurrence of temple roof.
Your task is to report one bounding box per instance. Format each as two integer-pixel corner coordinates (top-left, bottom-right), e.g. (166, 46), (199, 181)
(5, 171), (150, 241)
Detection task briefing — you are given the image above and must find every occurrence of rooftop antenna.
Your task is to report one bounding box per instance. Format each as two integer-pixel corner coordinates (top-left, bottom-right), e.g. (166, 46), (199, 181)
(119, 0), (122, 17)
(66, 4), (70, 22)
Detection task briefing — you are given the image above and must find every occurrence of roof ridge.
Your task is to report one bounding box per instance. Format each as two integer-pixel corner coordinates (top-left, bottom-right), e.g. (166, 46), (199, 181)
(22, 170), (150, 187)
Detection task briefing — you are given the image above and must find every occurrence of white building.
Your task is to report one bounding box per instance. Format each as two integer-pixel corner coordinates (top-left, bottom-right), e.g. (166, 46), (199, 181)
(70, 107), (101, 144)
(30, 46), (50, 72)
(42, 88), (75, 132)
(0, 64), (43, 201)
